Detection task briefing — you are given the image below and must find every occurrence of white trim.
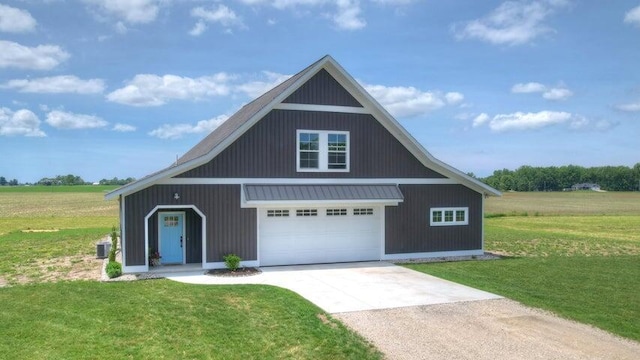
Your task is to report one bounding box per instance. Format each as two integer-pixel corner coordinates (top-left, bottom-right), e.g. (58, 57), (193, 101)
(157, 211), (186, 265)
(296, 130), (350, 172)
(382, 249), (484, 261)
(120, 195), (127, 269)
(203, 260), (260, 270)
(158, 178), (459, 185)
(430, 207), (469, 226)
(122, 265), (147, 274)
(274, 103), (369, 114)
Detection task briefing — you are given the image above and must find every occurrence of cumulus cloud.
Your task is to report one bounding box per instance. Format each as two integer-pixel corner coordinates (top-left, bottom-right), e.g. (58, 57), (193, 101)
(149, 115), (229, 139)
(471, 111), (612, 132)
(0, 40), (70, 70)
(1, 76), (105, 94)
(624, 5), (640, 27)
(190, 4), (244, 34)
(0, 4), (37, 33)
(453, 0), (569, 46)
(333, 0), (366, 30)
(362, 83), (463, 118)
(511, 81), (572, 101)
(113, 123), (136, 132)
(83, 0), (160, 24)
(0, 107), (45, 137)
(615, 101), (640, 112)
(106, 73), (233, 106)
(235, 71), (291, 98)
(45, 110), (108, 129)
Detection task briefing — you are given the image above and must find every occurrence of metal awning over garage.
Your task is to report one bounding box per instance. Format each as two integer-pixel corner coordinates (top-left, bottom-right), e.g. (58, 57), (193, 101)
(243, 184), (404, 205)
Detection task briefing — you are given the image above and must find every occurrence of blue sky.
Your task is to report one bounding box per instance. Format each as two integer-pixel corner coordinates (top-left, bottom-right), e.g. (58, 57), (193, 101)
(1, 0), (639, 183)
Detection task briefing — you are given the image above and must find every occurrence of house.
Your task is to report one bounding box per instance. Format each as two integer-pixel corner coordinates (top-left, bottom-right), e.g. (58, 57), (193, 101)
(571, 183), (601, 191)
(105, 55), (501, 273)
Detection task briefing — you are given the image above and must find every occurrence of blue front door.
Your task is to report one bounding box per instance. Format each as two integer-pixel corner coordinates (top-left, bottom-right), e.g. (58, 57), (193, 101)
(159, 212), (184, 264)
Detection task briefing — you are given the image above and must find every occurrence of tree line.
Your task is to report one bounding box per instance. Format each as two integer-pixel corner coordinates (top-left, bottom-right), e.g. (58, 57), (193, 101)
(480, 164), (640, 192)
(0, 175), (135, 186)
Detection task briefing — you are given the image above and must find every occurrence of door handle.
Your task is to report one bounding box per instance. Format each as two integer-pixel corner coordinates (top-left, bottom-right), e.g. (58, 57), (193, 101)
(180, 236), (183, 248)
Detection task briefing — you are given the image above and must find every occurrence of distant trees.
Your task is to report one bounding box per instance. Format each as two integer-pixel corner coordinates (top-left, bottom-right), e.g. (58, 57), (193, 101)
(0, 177), (19, 186)
(481, 164), (640, 192)
(38, 174), (86, 186)
(99, 177), (135, 186)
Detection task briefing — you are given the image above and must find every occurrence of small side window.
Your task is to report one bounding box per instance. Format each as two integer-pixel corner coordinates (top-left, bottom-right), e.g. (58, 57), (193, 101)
(430, 207), (468, 226)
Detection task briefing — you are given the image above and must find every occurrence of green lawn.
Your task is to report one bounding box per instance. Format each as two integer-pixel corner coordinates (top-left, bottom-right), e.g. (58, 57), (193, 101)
(0, 281), (381, 359)
(405, 192), (640, 342)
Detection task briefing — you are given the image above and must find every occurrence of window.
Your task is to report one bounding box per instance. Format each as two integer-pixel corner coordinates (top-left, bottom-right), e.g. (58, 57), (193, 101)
(296, 209), (318, 217)
(267, 210), (289, 217)
(430, 207), (468, 226)
(353, 208), (374, 215)
(326, 209), (347, 216)
(163, 215), (179, 227)
(297, 130), (349, 172)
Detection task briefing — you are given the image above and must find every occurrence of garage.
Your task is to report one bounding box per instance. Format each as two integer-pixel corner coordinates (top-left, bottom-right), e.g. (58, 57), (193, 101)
(259, 206), (383, 266)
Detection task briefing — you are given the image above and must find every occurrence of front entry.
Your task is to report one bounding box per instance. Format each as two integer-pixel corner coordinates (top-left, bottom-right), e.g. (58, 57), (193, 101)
(159, 212), (185, 264)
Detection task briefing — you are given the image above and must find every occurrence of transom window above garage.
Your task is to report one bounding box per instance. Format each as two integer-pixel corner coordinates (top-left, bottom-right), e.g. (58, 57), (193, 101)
(430, 207), (468, 226)
(297, 130), (349, 172)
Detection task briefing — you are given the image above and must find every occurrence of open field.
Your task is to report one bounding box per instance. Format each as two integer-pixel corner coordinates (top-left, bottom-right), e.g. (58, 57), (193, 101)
(0, 281), (381, 359)
(407, 191), (640, 342)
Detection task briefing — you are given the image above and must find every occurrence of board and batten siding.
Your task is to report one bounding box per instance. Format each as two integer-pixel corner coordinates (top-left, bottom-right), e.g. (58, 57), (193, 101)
(282, 69), (363, 107)
(178, 109), (445, 179)
(123, 184), (256, 266)
(385, 184), (482, 254)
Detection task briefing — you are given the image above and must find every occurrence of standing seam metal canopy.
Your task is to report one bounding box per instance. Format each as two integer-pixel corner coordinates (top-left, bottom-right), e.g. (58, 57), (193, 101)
(243, 184), (404, 202)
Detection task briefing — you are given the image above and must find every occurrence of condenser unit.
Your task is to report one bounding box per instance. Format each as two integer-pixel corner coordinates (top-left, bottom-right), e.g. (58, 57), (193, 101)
(96, 242), (112, 259)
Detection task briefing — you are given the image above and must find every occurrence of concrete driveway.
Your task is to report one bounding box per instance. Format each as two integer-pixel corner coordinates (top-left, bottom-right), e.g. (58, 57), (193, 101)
(166, 261), (501, 313)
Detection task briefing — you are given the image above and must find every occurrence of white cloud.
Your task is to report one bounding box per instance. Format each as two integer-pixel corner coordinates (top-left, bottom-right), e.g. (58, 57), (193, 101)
(83, 0), (160, 24)
(472, 113), (490, 127)
(453, 0), (568, 46)
(235, 71), (291, 98)
(149, 115), (229, 139)
(511, 81), (572, 101)
(363, 83), (463, 118)
(190, 5), (244, 34)
(333, 0), (366, 30)
(624, 5), (640, 27)
(542, 87), (572, 100)
(45, 110), (108, 129)
(106, 73), (233, 106)
(489, 111), (572, 131)
(0, 40), (70, 70)
(372, 0), (415, 4)
(511, 82), (546, 93)
(0, 107), (45, 137)
(113, 123), (136, 132)
(0, 4), (37, 33)
(2, 76), (105, 94)
(615, 101), (640, 112)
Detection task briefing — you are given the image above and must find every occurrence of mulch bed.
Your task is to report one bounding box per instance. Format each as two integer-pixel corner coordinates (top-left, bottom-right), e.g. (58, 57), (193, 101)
(206, 267), (262, 277)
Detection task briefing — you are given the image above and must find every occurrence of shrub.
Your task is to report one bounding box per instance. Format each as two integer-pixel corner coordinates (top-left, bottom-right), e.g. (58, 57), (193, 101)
(108, 226), (118, 262)
(223, 253), (241, 272)
(106, 261), (122, 279)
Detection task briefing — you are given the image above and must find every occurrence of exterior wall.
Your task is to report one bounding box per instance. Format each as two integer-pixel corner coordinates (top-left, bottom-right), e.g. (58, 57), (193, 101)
(124, 184), (256, 266)
(385, 184), (482, 254)
(283, 69), (363, 107)
(178, 109), (445, 179)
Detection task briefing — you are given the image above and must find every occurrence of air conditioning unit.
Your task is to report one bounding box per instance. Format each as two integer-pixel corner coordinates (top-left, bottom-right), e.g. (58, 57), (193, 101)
(96, 242), (112, 259)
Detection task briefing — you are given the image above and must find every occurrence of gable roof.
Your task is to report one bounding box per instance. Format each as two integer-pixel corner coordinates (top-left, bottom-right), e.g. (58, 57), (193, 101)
(106, 55), (500, 200)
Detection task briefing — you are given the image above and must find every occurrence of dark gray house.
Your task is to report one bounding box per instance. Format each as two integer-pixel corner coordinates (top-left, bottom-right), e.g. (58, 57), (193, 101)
(105, 55), (500, 273)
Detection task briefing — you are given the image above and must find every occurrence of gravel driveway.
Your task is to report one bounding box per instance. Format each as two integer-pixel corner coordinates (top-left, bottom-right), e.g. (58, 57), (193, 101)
(335, 298), (640, 360)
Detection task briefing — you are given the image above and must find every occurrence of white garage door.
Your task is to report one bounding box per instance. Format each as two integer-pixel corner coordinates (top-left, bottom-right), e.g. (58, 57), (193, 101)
(259, 206), (382, 266)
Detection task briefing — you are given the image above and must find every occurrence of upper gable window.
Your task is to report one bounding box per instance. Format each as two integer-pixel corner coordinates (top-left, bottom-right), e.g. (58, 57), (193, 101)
(297, 130), (349, 172)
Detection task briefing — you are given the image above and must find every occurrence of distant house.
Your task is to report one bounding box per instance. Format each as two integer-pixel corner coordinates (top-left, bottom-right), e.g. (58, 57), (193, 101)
(105, 55), (501, 273)
(571, 183), (601, 191)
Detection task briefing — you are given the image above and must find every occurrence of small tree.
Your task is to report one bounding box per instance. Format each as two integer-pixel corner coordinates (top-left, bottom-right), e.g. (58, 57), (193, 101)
(108, 226), (118, 262)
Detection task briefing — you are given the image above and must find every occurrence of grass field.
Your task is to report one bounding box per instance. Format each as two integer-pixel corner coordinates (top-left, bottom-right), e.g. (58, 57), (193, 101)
(406, 191), (640, 342)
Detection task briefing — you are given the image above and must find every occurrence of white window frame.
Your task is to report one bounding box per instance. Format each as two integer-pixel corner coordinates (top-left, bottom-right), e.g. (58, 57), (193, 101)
(296, 130), (349, 172)
(430, 207), (468, 226)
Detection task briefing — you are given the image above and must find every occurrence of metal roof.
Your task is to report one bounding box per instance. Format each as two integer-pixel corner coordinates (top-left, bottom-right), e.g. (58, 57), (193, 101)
(244, 184), (404, 202)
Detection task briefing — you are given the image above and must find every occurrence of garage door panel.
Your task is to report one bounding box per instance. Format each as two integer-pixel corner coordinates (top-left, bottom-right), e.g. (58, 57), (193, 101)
(259, 207), (381, 266)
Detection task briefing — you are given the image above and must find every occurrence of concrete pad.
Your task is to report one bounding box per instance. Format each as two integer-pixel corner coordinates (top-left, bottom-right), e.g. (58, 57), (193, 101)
(166, 261), (501, 313)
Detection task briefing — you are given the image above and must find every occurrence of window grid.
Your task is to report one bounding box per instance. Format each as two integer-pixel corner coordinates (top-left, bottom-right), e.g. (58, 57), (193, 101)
(297, 130), (349, 172)
(326, 209), (347, 216)
(353, 208), (374, 215)
(430, 208), (468, 226)
(327, 133), (347, 169)
(298, 132), (320, 169)
(267, 210), (290, 217)
(164, 215), (179, 227)
(296, 209), (318, 217)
